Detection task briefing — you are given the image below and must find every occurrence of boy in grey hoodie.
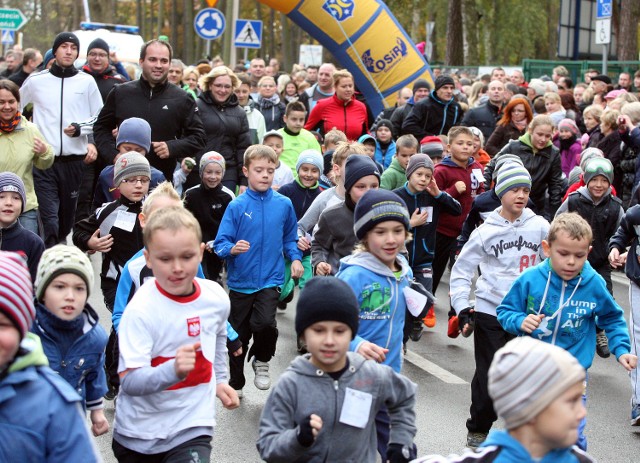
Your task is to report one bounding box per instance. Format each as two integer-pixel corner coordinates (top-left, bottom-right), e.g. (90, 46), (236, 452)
(257, 277), (417, 463)
(450, 163), (549, 449)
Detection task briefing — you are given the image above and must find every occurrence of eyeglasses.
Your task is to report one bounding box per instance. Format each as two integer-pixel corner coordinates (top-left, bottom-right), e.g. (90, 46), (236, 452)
(120, 177), (150, 185)
(88, 52), (108, 59)
(212, 83), (232, 90)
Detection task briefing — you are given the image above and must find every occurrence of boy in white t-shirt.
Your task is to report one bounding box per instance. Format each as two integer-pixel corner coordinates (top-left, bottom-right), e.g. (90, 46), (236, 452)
(262, 130), (294, 190)
(113, 206), (239, 461)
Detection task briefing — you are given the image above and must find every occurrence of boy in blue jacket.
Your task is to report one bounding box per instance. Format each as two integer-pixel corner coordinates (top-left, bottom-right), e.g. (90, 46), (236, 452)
(31, 245), (109, 436)
(214, 144), (303, 395)
(0, 251), (100, 461)
(413, 337), (596, 463)
(497, 212), (637, 450)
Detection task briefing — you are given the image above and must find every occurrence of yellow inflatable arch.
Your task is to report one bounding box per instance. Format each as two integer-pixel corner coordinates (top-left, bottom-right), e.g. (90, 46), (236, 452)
(259, 0), (433, 115)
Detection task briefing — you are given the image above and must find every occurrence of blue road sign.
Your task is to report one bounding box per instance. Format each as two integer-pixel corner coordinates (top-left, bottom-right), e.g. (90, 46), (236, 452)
(1, 29), (14, 44)
(597, 0), (612, 19)
(194, 8), (225, 40)
(234, 19), (263, 49)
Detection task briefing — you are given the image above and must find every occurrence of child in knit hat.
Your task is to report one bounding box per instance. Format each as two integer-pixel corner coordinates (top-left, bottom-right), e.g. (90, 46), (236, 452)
(336, 188), (414, 459)
(263, 130), (294, 190)
(420, 135), (445, 165)
(373, 119), (397, 170)
(278, 149), (323, 313)
(498, 212), (636, 450)
(311, 154), (380, 276)
(393, 153), (461, 337)
(358, 134), (386, 173)
(413, 337), (596, 463)
(381, 134), (418, 190)
(31, 245), (109, 436)
(73, 151), (151, 400)
(257, 277), (417, 463)
(184, 151), (235, 283)
(0, 251), (101, 461)
(563, 147), (611, 200)
(93, 117), (165, 208)
(557, 157), (623, 358)
(450, 162), (550, 448)
(554, 118), (582, 177)
(0, 172), (45, 281)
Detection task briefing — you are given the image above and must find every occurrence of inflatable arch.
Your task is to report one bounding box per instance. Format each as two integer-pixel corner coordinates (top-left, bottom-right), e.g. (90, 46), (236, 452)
(258, 0), (433, 116)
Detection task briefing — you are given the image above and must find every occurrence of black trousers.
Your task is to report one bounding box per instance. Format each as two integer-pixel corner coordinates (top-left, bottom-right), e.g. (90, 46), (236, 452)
(112, 435), (212, 463)
(33, 156), (84, 247)
(466, 312), (515, 434)
(228, 288), (279, 390)
(74, 162), (99, 224)
(103, 285), (120, 389)
(432, 232), (457, 293)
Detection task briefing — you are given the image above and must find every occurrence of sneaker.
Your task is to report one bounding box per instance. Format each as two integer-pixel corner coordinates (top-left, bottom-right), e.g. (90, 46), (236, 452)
(104, 385), (118, 401)
(447, 315), (460, 338)
(466, 432), (488, 449)
(632, 405), (640, 426)
(409, 320), (424, 342)
(596, 330), (610, 358)
(252, 360), (271, 390)
(423, 306), (436, 328)
(235, 388), (243, 400)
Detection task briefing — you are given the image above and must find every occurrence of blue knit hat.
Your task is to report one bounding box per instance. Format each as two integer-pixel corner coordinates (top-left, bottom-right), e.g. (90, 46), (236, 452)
(42, 49), (54, 69)
(116, 118), (152, 153)
(495, 162), (531, 199)
(0, 172), (27, 213)
(353, 189), (410, 240)
(296, 149), (323, 173)
(344, 155), (380, 193)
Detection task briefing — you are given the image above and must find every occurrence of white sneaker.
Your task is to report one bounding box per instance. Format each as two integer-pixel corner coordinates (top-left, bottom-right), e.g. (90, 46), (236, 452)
(252, 360), (271, 390)
(235, 388), (243, 400)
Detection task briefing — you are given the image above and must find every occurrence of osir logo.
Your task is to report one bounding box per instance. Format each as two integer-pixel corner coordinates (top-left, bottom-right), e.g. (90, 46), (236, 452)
(323, 0), (355, 21)
(362, 38), (408, 74)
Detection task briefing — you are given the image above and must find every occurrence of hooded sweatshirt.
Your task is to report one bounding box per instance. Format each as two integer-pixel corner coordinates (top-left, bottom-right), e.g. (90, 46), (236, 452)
(257, 352), (416, 463)
(412, 429), (594, 462)
(497, 259), (631, 369)
(380, 157), (406, 190)
(451, 208), (549, 317)
(337, 252), (412, 372)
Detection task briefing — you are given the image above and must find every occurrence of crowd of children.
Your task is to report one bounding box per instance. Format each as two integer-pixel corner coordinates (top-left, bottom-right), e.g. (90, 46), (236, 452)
(3, 96), (640, 463)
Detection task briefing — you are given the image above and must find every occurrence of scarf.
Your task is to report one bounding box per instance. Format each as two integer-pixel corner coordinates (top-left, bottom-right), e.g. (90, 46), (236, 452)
(0, 111), (21, 133)
(513, 119), (528, 131)
(559, 134), (577, 152)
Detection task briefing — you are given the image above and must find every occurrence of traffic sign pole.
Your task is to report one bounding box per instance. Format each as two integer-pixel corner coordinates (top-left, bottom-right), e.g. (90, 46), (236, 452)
(596, 0), (612, 75)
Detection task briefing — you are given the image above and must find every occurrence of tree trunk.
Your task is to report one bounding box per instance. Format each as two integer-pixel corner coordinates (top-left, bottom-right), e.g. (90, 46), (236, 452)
(269, 9), (276, 61)
(462, 0), (479, 65)
(445, 0), (464, 65)
(157, 0), (164, 38)
(170, 0), (178, 51)
(617, 0), (639, 60)
(410, 1), (421, 43)
(137, 0), (144, 38)
(281, 13), (290, 72)
(184, 0), (194, 64)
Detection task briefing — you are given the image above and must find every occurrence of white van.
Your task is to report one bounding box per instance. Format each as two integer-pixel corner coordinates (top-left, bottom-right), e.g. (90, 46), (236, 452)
(74, 22), (144, 68)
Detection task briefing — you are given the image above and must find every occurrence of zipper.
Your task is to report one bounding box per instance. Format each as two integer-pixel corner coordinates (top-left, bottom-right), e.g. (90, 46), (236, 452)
(552, 281), (566, 345)
(59, 76), (65, 156)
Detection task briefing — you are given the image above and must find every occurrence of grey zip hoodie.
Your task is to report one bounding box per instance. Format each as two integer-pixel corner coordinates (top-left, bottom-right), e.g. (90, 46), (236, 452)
(257, 352), (416, 462)
(450, 207), (549, 316)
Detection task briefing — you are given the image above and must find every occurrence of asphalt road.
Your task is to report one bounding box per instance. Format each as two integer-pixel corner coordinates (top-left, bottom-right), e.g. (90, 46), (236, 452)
(87, 257), (640, 462)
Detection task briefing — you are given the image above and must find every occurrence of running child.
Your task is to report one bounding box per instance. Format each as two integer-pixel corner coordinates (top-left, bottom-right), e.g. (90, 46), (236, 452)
(277, 101), (322, 175)
(262, 130), (293, 190)
(381, 134), (418, 190)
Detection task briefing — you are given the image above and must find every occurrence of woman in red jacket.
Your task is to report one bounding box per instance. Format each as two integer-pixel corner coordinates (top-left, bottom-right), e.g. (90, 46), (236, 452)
(304, 69), (368, 141)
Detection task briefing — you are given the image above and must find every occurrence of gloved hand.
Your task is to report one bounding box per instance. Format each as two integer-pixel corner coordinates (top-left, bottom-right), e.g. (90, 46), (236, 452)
(458, 307), (475, 338)
(386, 443), (414, 463)
(297, 415), (315, 447)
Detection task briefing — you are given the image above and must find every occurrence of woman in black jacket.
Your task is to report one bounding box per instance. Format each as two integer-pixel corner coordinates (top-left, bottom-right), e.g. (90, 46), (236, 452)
(255, 75), (286, 131)
(485, 97), (533, 157)
(188, 66), (251, 192)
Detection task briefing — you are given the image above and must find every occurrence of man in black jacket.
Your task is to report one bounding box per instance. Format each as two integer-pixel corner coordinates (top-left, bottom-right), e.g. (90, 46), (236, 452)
(461, 80), (505, 140)
(93, 39), (205, 181)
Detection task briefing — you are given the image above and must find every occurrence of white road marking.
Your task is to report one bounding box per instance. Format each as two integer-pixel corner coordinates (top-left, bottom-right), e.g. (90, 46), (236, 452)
(405, 350), (469, 384)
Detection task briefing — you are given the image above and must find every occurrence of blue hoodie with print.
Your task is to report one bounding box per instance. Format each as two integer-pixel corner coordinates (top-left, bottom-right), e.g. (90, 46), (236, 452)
(336, 251), (412, 372)
(497, 258), (630, 369)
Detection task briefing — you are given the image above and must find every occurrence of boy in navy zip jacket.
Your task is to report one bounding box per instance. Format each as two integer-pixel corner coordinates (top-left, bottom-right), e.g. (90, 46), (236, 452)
(394, 154), (461, 338)
(278, 149), (323, 308)
(73, 152), (150, 399)
(31, 245), (109, 437)
(214, 145), (303, 394)
(609, 203), (640, 425)
(497, 212), (636, 450)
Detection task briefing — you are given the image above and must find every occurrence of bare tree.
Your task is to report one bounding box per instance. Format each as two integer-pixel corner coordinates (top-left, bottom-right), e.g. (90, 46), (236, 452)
(617, 0), (639, 61)
(445, 0), (464, 65)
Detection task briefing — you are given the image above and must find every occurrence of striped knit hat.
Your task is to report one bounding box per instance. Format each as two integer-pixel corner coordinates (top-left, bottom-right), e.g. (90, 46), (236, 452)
(35, 245), (94, 302)
(495, 162), (531, 199)
(353, 189), (410, 240)
(199, 151), (226, 177)
(489, 337), (585, 429)
(0, 172), (27, 213)
(0, 251), (35, 339)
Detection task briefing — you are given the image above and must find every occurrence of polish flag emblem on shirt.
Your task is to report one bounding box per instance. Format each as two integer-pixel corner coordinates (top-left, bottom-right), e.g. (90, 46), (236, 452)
(187, 317), (201, 337)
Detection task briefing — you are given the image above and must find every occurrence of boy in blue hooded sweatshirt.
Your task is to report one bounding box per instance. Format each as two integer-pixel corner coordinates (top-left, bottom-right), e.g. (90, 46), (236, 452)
(496, 212), (636, 450)
(413, 337), (596, 463)
(336, 188), (413, 460)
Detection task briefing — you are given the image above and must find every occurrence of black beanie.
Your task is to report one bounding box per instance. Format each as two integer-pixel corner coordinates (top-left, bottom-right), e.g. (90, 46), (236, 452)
(344, 155), (380, 193)
(353, 189), (410, 240)
(295, 277), (360, 339)
(434, 75), (455, 91)
(52, 32), (80, 56)
(376, 119), (393, 132)
(87, 38), (110, 55)
(412, 78), (430, 94)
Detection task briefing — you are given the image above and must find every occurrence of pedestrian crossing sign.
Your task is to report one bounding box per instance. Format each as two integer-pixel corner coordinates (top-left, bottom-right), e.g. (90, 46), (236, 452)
(234, 19), (262, 49)
(1, 29), (14, 44)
